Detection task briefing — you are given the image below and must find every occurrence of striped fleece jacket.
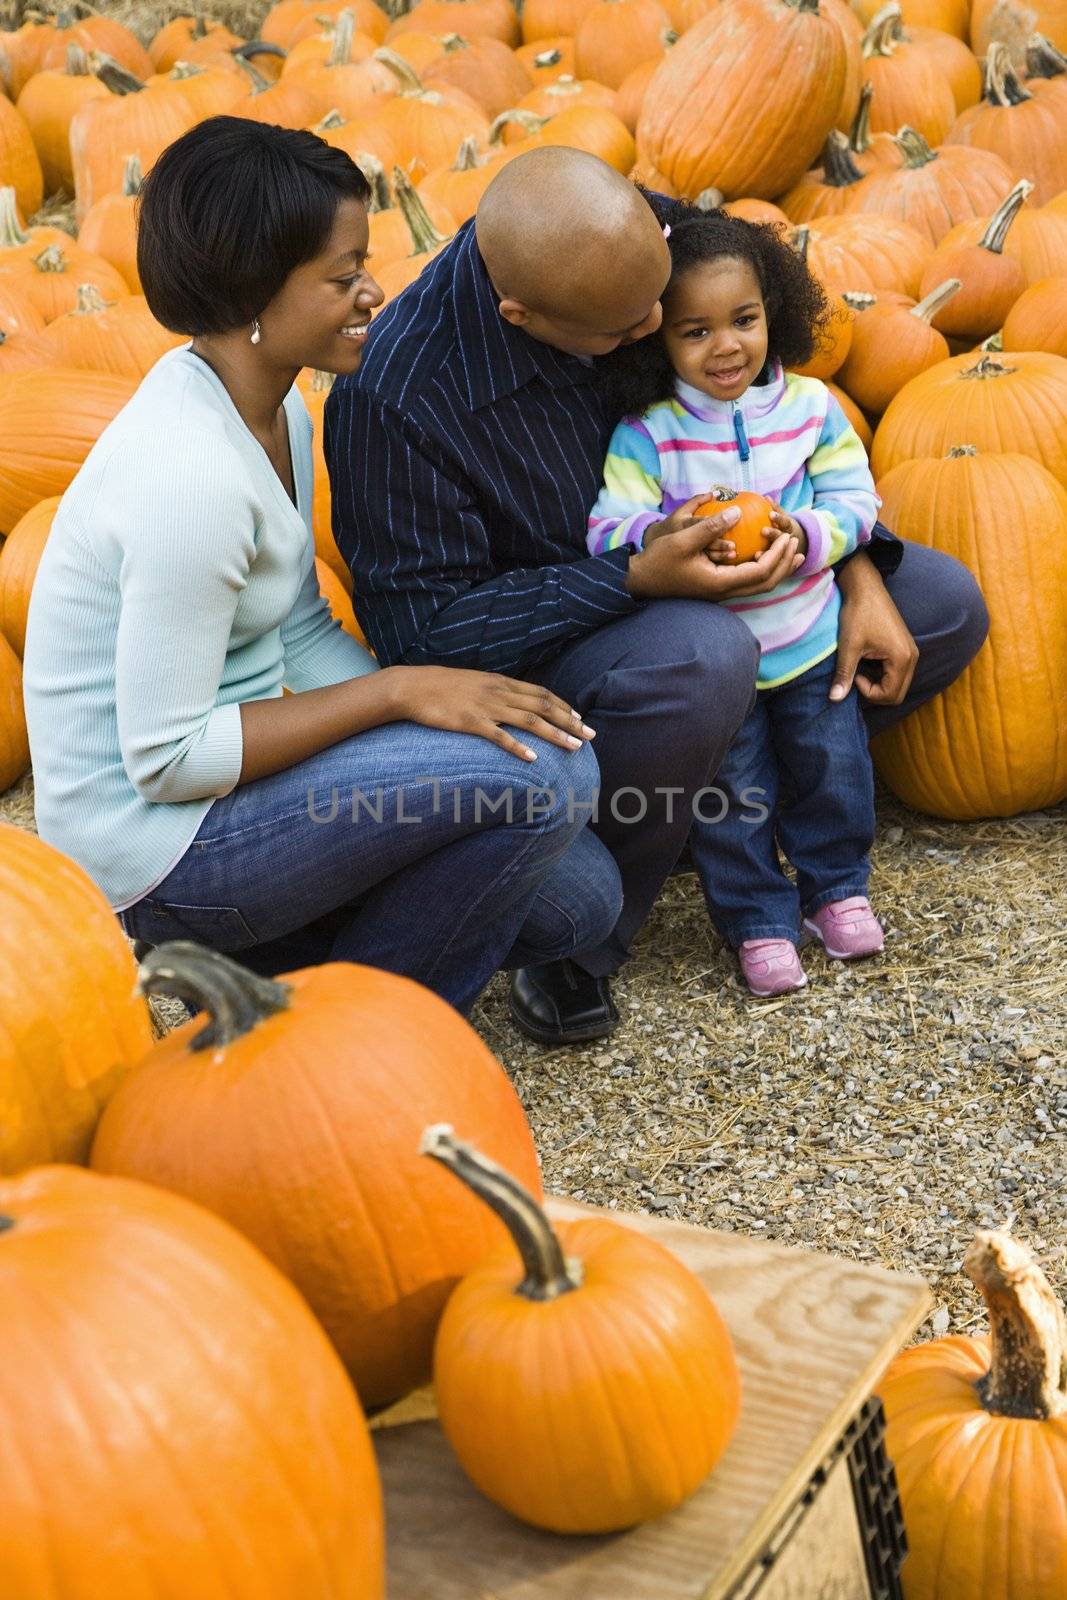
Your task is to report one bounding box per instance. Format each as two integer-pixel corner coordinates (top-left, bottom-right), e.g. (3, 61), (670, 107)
(587, 362), (879, 688)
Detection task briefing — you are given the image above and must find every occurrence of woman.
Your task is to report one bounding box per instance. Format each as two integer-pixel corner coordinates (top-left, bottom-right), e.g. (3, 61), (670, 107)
(23, 117), (622, 1015)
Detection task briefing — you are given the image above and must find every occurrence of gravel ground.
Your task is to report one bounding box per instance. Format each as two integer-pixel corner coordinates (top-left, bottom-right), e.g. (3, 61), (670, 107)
(6, 767), (1064, 1337)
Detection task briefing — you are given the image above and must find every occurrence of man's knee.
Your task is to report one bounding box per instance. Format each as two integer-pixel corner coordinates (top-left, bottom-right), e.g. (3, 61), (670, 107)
(946, 559), (989, 664)
(629, 599), (760, 701)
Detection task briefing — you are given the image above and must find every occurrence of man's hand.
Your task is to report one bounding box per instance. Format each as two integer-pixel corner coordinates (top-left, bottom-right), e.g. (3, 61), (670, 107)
(831, 551), (918, 705)
(643, 495), (736, 554)
(626, 510), (803, 602)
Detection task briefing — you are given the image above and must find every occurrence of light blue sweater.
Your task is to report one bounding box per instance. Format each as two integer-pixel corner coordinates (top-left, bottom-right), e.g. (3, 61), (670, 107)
(23, 346), (377, 910)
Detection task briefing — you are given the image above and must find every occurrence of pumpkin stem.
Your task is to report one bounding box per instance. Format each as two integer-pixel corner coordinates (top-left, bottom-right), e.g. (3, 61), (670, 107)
(72, 282), (112, 314)
(32, 245), (68, 274)
(392, 165), (450, 254)
(842, 289), (877, 311)
(983, 40), (1032, 106)
(0, 187), (31, 249)
(1026, 32), (1067, 79)
(964, 1231), (1067, 1420)
(121, 153), (143, 197)
(978, 178), (1033, 252)
(233, 52), (273, 92)
(0, 1215), (14, 1232)
(791, 223), (810, 262)
(820, 128), (865, 189)
(795, 0), (821, 13)
(862, 3), (903, 59)
(373, 46), (427, 94)
(420, 1124), (583, 1301)
(327, 8), (356, 68)
(87, 50), (145, 94)
(910, 277), (960, 323)
(695, 186), (724, 210)
(948, 444), (977, 456)
(960, 353), (1016, 379)
(65, 41), (89, 74)
(488, 108), (546, 144)
(136, 942), (293, 1052)
(315, 108), (348, 130)
(893, 126), (936, 168)
(450, 135), (482, 172)
(232, 41), (288, 67)
(439, 31), (468, 52)
(980, 329), (1004, 352)
(543, 74), (583, 100)
(848, 82), (874, 156)
(356, 151), (390, 211)
(532, 47), (562, 67)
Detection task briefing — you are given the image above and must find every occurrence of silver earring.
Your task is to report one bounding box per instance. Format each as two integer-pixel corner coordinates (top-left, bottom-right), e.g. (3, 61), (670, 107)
(250, 318), (261, 345)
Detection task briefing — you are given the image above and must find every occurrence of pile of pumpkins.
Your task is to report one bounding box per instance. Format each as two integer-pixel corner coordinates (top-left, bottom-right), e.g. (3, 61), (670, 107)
(2, 819), (1065, 1597)
(0, 0), (1064, 816)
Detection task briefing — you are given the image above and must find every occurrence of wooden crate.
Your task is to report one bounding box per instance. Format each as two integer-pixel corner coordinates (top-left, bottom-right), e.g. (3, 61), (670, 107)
(371, 1198), (931, 1600)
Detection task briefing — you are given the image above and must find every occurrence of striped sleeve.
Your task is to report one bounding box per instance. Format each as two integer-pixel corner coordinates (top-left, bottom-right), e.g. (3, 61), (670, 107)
(587, 418), (665, 555)
(793, 394), (879, 574)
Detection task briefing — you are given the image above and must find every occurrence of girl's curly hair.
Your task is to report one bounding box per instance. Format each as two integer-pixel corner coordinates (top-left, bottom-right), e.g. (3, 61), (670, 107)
(598, 196), (833, 422)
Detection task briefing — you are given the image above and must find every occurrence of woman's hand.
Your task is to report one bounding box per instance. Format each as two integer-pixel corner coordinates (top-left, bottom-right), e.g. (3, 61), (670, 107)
(382, 666), (595, 764)
(831, 551), (919, 705)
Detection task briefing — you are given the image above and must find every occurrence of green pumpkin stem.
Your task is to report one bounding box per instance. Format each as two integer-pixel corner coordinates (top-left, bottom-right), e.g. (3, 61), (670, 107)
(894, 126), (937, 168)
(420, 1125), (583, 1302)
(848, 81), (874, 156)
(961, 353), (1016, 380)
(488, 108), (546, 144)
(978, 179), (1033, 252)
(136, 942), (292, 1052)
(373, 46), (427, 94)
(1025, 32), (1067, 79)
(88, 51), (145, 95)
(820, 128), (865, 189)
(392, 166), (450, 254)
(982, 40), (1031, 106)
(965, 1231), (1067, 1420)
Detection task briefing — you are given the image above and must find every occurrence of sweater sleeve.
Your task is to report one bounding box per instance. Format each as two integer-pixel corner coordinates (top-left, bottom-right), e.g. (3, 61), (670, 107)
(586, 418), (666, 554)
(280, 559), (378, 691)
(794, 393), (879, 576)
(110, 433), (252, 804)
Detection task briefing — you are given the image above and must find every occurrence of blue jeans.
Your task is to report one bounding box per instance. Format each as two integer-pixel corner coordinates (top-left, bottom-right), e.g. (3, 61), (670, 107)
(119, 724), (622, 1014)
(689, 656), (875, 948)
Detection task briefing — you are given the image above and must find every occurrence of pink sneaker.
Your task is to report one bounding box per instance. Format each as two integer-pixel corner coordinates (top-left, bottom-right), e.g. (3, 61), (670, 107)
(738, 938), (808, 998)
(802, 897), (884, 959)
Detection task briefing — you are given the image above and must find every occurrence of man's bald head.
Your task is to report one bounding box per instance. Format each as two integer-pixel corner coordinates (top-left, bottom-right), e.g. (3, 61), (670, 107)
(475, 148), (670, 357)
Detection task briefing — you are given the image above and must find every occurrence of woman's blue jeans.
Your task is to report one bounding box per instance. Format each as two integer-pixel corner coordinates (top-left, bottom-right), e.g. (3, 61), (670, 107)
(118, 723), (622, 1014)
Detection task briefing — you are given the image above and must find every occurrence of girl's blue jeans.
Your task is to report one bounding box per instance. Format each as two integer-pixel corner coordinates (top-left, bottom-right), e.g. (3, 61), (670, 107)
(118, 722), (622, 1014)
(689, 656), (875, 948)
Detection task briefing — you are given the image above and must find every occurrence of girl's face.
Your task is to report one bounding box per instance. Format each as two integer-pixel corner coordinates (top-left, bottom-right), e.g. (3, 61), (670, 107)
(662, 256), (769, 403)
(261, 196), (383, 375)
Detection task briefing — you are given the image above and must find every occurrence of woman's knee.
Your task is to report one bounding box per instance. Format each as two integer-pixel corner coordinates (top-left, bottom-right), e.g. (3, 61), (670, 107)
(519, 736), (601, 833)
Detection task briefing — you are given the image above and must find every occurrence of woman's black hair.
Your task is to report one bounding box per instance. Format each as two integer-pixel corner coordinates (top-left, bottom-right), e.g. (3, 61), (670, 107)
(137, 116), (371, 336)
(598, 196), (833, 422)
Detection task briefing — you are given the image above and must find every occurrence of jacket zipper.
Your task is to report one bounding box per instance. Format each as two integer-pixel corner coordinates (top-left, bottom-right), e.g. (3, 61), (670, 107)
(732, 401), (753, 491)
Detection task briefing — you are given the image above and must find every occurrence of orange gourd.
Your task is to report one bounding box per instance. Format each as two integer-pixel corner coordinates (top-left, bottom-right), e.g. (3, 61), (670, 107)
(880, 1230), (1067, 1596)
(0, 1165), (385, 1595)
(498, 103), (636, 173)
(77, 153), (143, 292)
(388, 0), (521, 46)
(636, 0), (848, 201)
(837, 278), (958, 412)
(283, 16), (380, 75)
(375, 168), (455, 299)
(935, 200), (1067, 287)
(0, 20), (56, 99)
(230, 58), (323, 126)
(0, 631), (28, 791)
(0, 825), (153, 1170)
(262, 0), (388, 49)
(16, 44), (110, 195)
(859, 3), (957, 147)
(692, 487), (776, 562)
(945, 42), (1067, 206)
(0, 494), (58, 657)
(0, 367), (138, 532)
(316, 556), (367, 641)
(152, 58), (254, 120)
(614, 55), (661, 132)
(424, 1126), (741, 1534)
(870, 350), (1067, 487)
(970, 0), (1067, 65)
(39, 12), (153, 80)
(283, 15), (400, 120)
(916, 178), (1030, 340)
(515, 37), (577, 83)
(150, 13), (244, 72)
(419, 136), (514, 222)
(852, 126), (1018, 246)
(91, 942), (545, 1409)
(69, 55), (198, 224)
(871, 450), (1067, 818)
(509, 70), (616, 130)
(296, 367), (351, 587)
(780, 130), (870, 223)
(1002, 276), (1067, 357)
(905, 23), (981, 112)
(790, 291), (854, 378)
(423, 32), (533, 116)
(826, 378), (873, 446)
(0, 238), (129, 324)
(38, 286), (184, 378)
(520, 0), (597, 41)
(574, 0), (672, 91)
(342, 55), (490, 182)
(844, 82), (905, 172)
(0, 91), (43, 223)
(723, 196), (791, 225)
(798, 214), (933, 297)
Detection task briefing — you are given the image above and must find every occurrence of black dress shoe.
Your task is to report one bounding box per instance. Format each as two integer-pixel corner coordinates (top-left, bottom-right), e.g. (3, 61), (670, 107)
(509, 959), (619, 1046)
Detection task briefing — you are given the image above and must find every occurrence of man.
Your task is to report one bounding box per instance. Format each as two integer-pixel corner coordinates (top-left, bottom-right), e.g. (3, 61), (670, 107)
(326, 149), (988, 1045)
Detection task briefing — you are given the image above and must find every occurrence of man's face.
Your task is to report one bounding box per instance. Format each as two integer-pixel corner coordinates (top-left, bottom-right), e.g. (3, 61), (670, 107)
(515, 296), (666, 358)
(498, 250), (671, 357)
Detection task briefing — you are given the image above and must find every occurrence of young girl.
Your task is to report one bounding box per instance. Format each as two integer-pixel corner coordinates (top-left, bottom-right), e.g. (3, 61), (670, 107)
(589, 204), (883, 997)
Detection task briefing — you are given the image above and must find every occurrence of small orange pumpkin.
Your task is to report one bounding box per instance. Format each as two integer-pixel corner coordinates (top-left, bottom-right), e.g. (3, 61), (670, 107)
(692, 486), (776, 563)
(418, 136), (514, 223)
(945, 40), (1067, 206)
(38, 286), (184, 378)
(837, 277), (959, 412)
(423, 1125), (742, 1534)
(574, 0), (672, 91)
(149, 13), (245, 72)
(0, 239), (130, 324)
(916, 178), (1030, 341)
(15, 43), (110, 194)
(859, 3), (957, 147)
(515, 37), (577, 83)
(423, 32), (533, 117)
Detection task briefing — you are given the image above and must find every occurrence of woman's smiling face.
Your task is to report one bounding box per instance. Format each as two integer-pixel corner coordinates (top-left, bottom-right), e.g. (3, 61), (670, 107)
(260, 197), (383, 375)
(662, 256), (769, 403)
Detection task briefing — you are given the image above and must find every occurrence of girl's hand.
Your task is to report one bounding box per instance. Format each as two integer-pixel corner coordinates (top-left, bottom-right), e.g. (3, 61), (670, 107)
(382, 666), (595, 764)
(766, 504), (807, 556)
(706, 537), (737, 565)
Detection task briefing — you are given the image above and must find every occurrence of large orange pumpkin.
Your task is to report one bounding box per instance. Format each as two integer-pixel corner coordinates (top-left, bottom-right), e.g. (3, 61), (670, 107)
(91, 942), (545, 1409)
(423, 33), (533, 117)
(870, 448), (1067, 817)
(635, 0), (848, 200)
(0, 825), (153, 1172)
(836, 278), (957, 412)
(870, 349), (1067, 487)
(150, 13), (245, 72)
(853, 126), (1017, 246)
(799, 213), (933, 297)
(15, 43), (110, 194)
(859, 4), (956, 147)
(425, 1126), (742, 1534)
(0, 367), (138, 531)
(388, 0), (521, 45)
(343, 57), (490, 182)
(0, 238), (130, 324)
(905, 21), (982, 112)
(521, 0), (598, 40)
(0, 494), (59, 656)
(0, 20), (56, 99)
(38, 286), (183, 378)
(945, 41), (1067, 206)
(262, 0), (389, 49)
(418, 135), (514, 222)
(69, 55), (198, 223)
(77, 151), (143, 292)
(880, 1230), (1067, 1598)
(0, 90), (43, 221)
(916, 178), (1029, 341)
(1002, 275), (1067, 357)
(0, 1165), (384, 1597)
(503, 103), (637, 173)
(39, 14), (153, 79)
(574, 0), (672, 91)
(935, 198), (1067, 287)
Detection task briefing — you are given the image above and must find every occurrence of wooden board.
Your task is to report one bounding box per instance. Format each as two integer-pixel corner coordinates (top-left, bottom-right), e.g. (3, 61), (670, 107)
(372, 1198), (931, 1600)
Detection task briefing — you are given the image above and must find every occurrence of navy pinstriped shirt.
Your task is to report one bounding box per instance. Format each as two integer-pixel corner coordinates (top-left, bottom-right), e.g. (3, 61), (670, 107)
(326, 220), (900, 676)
